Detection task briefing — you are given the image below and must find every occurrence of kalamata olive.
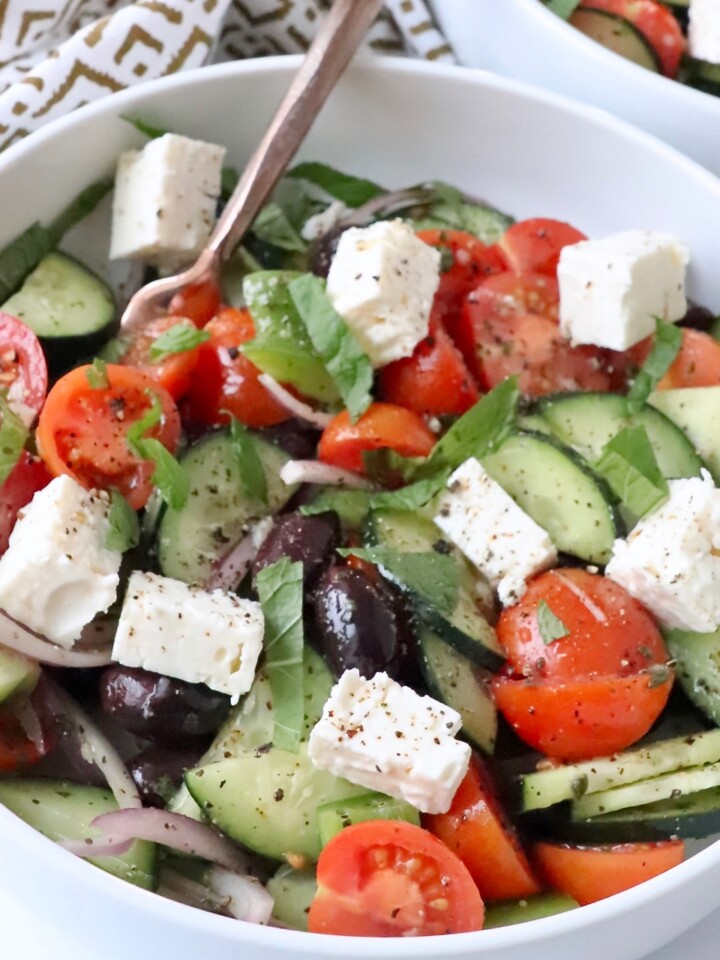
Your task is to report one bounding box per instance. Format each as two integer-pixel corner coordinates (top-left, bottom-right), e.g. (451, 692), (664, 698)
(259, 419), (320, 460)
(313, 566), (415, 680)
(99, 666), (229, 743)
(130, 745), (205, 807)
(252, 512), (340, 586)
(309, 225), (346, 278)
(679, 304), (716, 332)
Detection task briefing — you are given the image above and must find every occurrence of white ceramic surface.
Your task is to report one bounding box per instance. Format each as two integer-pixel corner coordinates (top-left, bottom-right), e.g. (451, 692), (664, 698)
(431, 0), (720, 175)
(2, 56), (720, 960)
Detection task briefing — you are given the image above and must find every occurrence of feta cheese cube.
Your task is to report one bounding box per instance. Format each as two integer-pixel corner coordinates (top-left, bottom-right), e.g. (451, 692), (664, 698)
(689, 0), (720, 64)
(112, 571), (263, 702)
(606, 470), (720, 633)
(308, 669), (471, 814)
(0, 476), (121, 648)
(434, 457), (557, 606)
(110, 133), (226, 268)
(326, 219), (441, 368)
(558, 230), (689, 351)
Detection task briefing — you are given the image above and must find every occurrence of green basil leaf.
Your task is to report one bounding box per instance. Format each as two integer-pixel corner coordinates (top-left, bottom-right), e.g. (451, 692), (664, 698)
(126, 392), (188, 510)
(299, 489), (373, 531)
(626, 320), (683, 414)
(370, 472), (450, 512)
(98, 337), (130, 363)
(287, 162), (384, 208)
(122, 115), (168, 139)
(255, 557), (305, 753)
(544, 0), (582, 17)
(228, 417), (268, 505)
(0, 394), (27, 485)
(149, 321), (210, 362)
(594, 425), (669, 518)
(106, 490), (140, 553)
(362, 448), (422, 485)
(537, 599), (570, 645)
(288, 274), (373, 421)
(338, 547), (459, 617)
(221, 166), (239, 198)
(251, 203), (307, 254)
(85, 358), (109, 390)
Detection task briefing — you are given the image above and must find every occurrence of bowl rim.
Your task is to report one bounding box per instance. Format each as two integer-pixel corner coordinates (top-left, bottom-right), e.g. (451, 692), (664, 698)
(505, 0), (720, 110)
(2, 53), (720, 953)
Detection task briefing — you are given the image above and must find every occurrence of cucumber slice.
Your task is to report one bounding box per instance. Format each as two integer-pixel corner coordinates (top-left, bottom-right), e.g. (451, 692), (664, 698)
(665, 626), (720, 725)
(569, 9), (662, 72)
(267, 865), (317, 931)
(1, 252), (116, 371)
(317, 792), (420, 848)
(0, 779), (156, 889)
(365, 509), (503, 669)
(185, 746), (370, 862)
(573, 761), (720, 819)
(157, 429), (295, 584)
(419, 628), (497, 755)
(649, 387), (720, 483)
(410, 203), (513, 245)
(536, 392), (704, 480)
(482, 431), (620, 564)
(684, 56), (720, 95)
(0, 648), (40, 704)
(516, 727), (720, 813)
(484, 893), (578, 929)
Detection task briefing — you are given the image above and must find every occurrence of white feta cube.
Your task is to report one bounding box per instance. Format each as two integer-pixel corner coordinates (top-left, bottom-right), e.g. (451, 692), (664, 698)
(326, 219), (440, 368)
(689, 0), (720, 64)
(0, 476), (121, 648)
(558, 230), (689, 351)
(308, 669), (470, 814)
(606, 470), (720, 633)
(110, 133), (226, 269)
(112, 571), (263, 702)
(434, 457), (557, 606)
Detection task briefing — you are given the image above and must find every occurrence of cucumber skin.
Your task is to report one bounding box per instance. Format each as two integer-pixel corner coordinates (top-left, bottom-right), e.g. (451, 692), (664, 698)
(484, 892), (578, 929)
(665, 627), (720, 726)
(267, 866), (317, 931)
(316, 792), (420, 848)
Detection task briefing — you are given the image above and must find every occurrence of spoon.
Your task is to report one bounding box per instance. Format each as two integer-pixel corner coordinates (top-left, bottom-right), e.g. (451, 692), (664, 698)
(121, 0), (384, 332)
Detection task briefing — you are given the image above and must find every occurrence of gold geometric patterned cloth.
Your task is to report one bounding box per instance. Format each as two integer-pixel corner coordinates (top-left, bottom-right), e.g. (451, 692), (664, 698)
(0, 0), (454, 152)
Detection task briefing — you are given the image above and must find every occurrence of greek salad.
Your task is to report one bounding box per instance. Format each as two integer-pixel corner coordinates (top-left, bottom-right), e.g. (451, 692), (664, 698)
(1, 123), (720, 937)
(544, 0), (720, 97)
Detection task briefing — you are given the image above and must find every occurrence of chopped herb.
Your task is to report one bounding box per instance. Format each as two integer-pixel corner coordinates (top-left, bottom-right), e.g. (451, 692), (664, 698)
(626, 320), (683, 414)
(338, 547), (459, 616)
(299, 489), (372, 531)
(85, 358), (109, 390)
(287, 162), (384, 207)
(126, 392), (189, 510)
(594, 425), (668, 518)
(0, 394), (27, 485)
(537, 599), (570, 645)
(149, 321), (210, 362)
(438, 245), (455, 273)
(362, 448), (422, 485)
(647, 664), (672, 689)
(106, 490), (140, 553)
(571, 774), (589, 800)
(251, 203), (307, 253)
(370, 471), (450, 512)
(228, 416), (268, 505)
(98, 337), (130, 363)
(122, 115), (168, 139)
(543, 0), (581, 17)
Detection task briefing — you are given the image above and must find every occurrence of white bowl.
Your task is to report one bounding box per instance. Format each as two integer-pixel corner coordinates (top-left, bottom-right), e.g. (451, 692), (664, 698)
(431, 0), (720, 175)
(2, 56), (720, 960)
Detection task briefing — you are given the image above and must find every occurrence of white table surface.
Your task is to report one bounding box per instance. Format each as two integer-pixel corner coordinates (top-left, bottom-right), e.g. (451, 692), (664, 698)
(0, 888), (715, 959)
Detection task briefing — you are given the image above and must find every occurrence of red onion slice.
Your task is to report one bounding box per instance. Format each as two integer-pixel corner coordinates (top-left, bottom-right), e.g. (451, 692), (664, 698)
(158, 867), (232, 914)
(257, 374), (332, 429)
(280, 460), (375, 490)
(0, 609), (113, 667)
(204, 519), (272, 593)
(61, 836), (133, 858)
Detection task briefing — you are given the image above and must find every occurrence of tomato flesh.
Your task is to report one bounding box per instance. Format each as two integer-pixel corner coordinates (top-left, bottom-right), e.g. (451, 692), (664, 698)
(120, 315), (202, 400)
(308, 820), (485, 937)
(654, 329), (720, 389)
(168, 279), (221, 327)
(0, 312), (48, 425)
(499, 218), (587, 277)
(0, 695), (57, 772)
(0, 452), (51, 555)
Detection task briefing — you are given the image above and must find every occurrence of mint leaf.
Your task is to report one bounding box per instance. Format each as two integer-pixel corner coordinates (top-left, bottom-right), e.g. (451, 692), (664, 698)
(126, 392), (188, 510)
(122, 115), (168, 139)
(370, 472), (450, 512)
(255, 558), (305, 753)
(251, 203), (307, 253)
(149, 321), (210, 362)
(537, 599), (570, 645)
(594, 425), (669, 518)
(0, 394), (27, 485)
(228, 417), (268, 505)
(362, 449), (421, 485)
(98, 337), (130, 363)
(85, 358), (109, 390)
(626, 320), (683, 414)
(544, 0), (581, 17)
(289, 274), (373, 421)
(338, 547), (459, 616)
(287, 162), (383, 207)
(300, 488), (372, 531)
(106, 490), (140, 553)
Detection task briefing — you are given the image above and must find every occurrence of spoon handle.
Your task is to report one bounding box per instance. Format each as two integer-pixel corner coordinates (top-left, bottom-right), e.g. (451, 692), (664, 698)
(208, 0), (384, 263)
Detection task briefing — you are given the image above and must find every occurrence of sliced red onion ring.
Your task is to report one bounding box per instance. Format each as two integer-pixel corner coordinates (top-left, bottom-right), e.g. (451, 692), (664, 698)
(13, 696), (49, 754)
(64, 808), (249, 873)
(61, 835), (133, 858)
(204, 519), (272, 593)
(0, 609), (113, 667)
(257, 374), (332, 429)
(206, 866), (273, 925)
(280, 460), (375, 490)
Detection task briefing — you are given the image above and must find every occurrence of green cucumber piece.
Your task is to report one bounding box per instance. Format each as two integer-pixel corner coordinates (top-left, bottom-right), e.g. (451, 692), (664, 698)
(484, 893), (579, 929)
(185, 747), (370, 862)
(648, 387), (720, 484)
(0, 779), (156, 889)
(569, 9), (662, 71)
(267, 865), (317, 931)
(410, 202), (513, 246)
(482, 431), (620, 564)
(365, 509), (503, 669)
(0, 648), (40, 704)
(419, 628), (497, 755)
(665, 626), (720, 725)
(317, 792), (420, 848)
(516, 727), (720, 813)
(157, 429), (295, 584)
(684, 56), (720, 95)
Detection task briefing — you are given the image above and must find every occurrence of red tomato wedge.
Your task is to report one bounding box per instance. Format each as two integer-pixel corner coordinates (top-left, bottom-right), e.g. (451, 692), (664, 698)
(184, 307), (291, 429)
(120, 315), (202, 400)
(425, 758), (541, 901)
(499, 219), (587, 277)
(318, 403), (436, 475)
(497, 569), (669, 683)
(533, 841), (684, 905)
(36, 364), (181, 510)
(492, 671), (673, 761)
(308, 820), (485, 937)
(576, 0), (686, 77)
(0, 452), (51, 555)
(656, 329), (720, 389)
(168, 279), (221, 327)
(0, 312), (48, 426)
(0, 695), (57, 772)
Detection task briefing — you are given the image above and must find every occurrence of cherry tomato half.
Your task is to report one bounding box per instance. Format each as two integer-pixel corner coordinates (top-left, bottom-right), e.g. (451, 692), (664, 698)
(120, 315), (202, 400)
(308, 820), (485, 937)
(168, 279), (221, 328)
(641, 329), (720, 390)
(0, 452), (51, 555)
(36, 364), (181, 510)
(0, 312), (48, 426)
(499, 219), (587, 277)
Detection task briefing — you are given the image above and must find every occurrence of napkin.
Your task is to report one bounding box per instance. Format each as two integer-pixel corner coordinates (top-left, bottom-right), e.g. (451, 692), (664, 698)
(0, 0), (454, 151)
